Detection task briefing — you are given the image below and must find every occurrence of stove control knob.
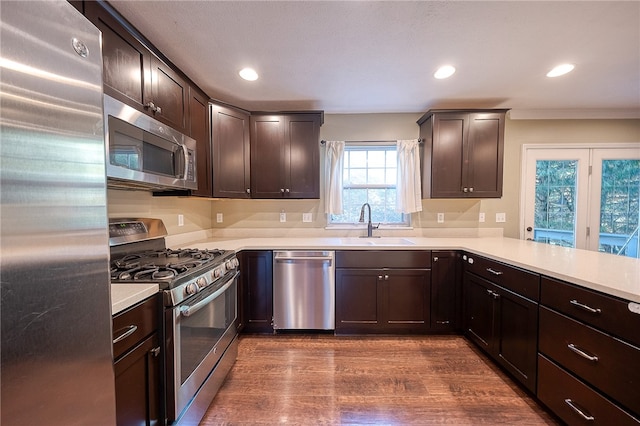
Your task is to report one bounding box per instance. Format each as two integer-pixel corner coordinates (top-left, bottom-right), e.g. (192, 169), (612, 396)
(185, 282), (198, 296)
(213, 268), (222, 278)
(226, 259), (237, 269)
(197, 277), (207, 288)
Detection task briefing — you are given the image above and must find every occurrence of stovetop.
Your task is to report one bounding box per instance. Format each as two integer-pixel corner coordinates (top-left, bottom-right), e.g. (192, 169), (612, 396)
(110, 248), (229, 289)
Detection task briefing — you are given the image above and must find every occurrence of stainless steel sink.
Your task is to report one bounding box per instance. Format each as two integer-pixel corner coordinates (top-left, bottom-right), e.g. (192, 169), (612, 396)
(338, 237), (415, 246)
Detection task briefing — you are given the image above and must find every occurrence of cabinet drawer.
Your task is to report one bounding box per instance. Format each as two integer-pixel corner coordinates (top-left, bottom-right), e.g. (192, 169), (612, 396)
(463, 254), (539, 301)
(538, 354), (639, 425)
(336, 250), (431, 269)
(113, 294), (159, 360)
(539, 306), (640, 415)
(541, 276), (640, 347)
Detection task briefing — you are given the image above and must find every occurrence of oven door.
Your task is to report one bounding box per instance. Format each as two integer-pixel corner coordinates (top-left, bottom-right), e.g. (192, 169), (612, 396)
(168, 271), (238, 420)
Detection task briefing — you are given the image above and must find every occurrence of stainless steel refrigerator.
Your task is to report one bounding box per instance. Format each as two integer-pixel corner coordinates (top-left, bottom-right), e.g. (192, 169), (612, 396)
(1, 1), (117, 424)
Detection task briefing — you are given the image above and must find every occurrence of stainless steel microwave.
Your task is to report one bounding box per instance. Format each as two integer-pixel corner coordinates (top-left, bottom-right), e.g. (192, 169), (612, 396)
(104, 94), (197, 191)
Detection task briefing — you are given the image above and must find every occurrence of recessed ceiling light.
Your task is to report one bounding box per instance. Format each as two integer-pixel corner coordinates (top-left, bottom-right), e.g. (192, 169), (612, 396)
(239, 67), (259, 81)
(546, 63), (575, 77)
(434, 65), (456, 79)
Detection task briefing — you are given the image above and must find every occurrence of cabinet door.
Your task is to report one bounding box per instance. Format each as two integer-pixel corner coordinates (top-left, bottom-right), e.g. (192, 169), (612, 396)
(239, 251), (273, 333)
(284, 114), (320, 198)
(114, 333), (161, 426)
(495, 286), (538, 393)
(189, 87), (211, 197)
(212, 105), (251, 198)
(430, 113), (467, 197)
(335, 269), (381, 333)
(465, 112), (504, 197)
(85, 1), (151, 110)
(383, 269), (430, 332)
(463, 272), (496, 352)
(150, 57), (188, 133)
(250, 116), (285, 198)
(430, 251), (460, 332)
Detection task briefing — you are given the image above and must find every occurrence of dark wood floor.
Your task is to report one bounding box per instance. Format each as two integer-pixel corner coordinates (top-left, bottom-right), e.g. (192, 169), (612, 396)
(201, 334), (559, 425)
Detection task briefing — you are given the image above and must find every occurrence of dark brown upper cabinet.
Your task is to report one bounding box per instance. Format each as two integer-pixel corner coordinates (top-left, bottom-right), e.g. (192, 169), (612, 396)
(250, 113), (322, 199)
(418, 109), (508, 198)
(189, 87), (212, 197)
(211, 104), (251, 198)
(84, 1), (188, 134)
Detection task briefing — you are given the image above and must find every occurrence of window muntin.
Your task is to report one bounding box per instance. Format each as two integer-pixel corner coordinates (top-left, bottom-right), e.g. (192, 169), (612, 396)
(329, 144), (408, 226)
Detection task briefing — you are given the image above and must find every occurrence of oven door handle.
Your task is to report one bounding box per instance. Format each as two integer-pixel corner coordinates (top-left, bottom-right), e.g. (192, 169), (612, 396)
(179, 271), (239, 317)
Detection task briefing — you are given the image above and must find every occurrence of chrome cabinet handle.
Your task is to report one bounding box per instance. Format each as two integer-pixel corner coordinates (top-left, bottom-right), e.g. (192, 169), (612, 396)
(155, 106), (162, 114)
(564, 399), (595, 421)
(436, 320), (450, 324)
(570, 299), (602, 314)
(280, 188), (285, 193)
(378, 275), (383, 280)
(567, 343), (599, 362)
(433, 256), (439, 262)
(469, 187), (474, 193)
(384, 275), (389, 280)
(463, 187), (468, 193)
(150, 346), (161, 357)
(112, 325), (137, 344)
(246, 188), (251, 194)
(286, 188), (290, 193)
(486, 268), (503, 276)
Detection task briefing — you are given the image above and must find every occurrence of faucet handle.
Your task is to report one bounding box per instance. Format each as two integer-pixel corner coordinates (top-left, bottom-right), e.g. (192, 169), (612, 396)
(373, 223), (380, 229)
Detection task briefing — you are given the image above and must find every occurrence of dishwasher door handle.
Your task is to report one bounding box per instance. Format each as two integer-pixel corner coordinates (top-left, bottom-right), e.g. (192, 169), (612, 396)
(275, 256), (333, 262)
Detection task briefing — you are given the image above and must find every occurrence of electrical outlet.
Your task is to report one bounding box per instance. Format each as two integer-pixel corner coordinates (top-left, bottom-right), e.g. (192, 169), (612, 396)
(216, 213), (223, 223)
(302, 213), (312, 223)
(178, 214), (184, 227)
(479, 212), (485, 223)
(437, 213), (445, 223)
(279, 212), (286, 223)
(496, 212), (506, 223)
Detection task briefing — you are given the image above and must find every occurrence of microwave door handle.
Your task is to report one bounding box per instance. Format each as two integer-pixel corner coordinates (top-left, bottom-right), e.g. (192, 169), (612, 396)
(176, 143), (189, 179)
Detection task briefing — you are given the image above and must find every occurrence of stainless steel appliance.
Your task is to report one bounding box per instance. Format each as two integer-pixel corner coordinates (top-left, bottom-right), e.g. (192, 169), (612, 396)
(104, 94), (198, 191)
(273, 251), (335, 330)
(109, 218), (239, 424)
(1, 2), (117, 424)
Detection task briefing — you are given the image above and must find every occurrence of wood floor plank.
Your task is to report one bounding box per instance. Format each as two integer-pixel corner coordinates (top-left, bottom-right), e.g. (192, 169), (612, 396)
(200, 335), (559, 425)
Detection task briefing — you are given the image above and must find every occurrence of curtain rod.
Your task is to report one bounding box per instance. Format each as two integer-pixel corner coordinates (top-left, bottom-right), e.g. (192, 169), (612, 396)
(320, 139), (423, 144)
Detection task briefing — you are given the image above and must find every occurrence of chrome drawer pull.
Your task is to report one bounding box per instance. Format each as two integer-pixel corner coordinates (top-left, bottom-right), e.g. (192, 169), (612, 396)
(564, 399), (595, 421)
(567, 343), (599, 362)
(486, 268), (503, 276)
(112, 325), (137, 344)
(570, 299), (602, 314)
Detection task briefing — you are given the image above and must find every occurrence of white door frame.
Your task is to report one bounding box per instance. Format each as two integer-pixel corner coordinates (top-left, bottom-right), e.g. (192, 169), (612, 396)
(520, 143), (640, 244)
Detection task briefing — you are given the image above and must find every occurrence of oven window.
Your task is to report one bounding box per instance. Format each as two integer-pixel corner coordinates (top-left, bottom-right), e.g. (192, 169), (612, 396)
(179, 280), (236, 384)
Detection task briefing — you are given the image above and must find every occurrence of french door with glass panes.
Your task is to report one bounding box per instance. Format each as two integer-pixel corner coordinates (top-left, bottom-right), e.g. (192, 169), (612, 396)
(522, 145), (639, 258)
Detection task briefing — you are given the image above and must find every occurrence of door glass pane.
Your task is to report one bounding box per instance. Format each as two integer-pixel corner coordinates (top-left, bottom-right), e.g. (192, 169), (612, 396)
(598, 159), (640, 258)
(533, 160), (578, 247)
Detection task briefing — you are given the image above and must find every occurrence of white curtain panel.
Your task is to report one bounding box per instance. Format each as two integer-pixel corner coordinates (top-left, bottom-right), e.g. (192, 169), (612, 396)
(324, 140), (345, 214)
(396, 139), (423, 213)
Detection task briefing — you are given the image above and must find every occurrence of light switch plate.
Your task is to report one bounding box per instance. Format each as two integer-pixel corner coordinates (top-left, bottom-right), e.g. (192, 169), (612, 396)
(178, 214), (184, 226)
(496, 213), (506, 223)
(279, 212), (286, 223)
(216, 213), (223, 223)
(302, 213), (312, 223)
(479, 212), (485, 223)
(437, 213), (445, 223)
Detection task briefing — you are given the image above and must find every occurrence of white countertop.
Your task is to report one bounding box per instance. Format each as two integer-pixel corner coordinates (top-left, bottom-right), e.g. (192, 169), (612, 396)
(111, 283), (159, 315)
(182, 236), (640, 303)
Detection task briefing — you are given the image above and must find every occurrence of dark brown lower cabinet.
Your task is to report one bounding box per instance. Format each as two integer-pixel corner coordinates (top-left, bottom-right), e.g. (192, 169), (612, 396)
(430, 251), (461, 332)
(335, 250), (431, 334)
(114, 333), (162, 426)
(463, 271), (538, 393)
(112, 294), (163, 426)
(238, 250), (273, 333)
(538, 355), (639, 425)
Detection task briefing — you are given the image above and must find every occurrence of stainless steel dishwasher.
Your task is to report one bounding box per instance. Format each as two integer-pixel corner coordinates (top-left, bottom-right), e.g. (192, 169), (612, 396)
(273, 251), (335, 330)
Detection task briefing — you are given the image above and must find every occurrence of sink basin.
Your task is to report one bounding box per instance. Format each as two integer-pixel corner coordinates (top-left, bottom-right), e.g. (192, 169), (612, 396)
(338, 238), (375, 245)
(338, 237), (415, 246)
(370, 238), (415, 246)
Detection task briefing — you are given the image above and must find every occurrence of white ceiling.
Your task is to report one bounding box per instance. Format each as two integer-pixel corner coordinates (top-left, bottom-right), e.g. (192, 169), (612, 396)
(109, 1), (640, 118)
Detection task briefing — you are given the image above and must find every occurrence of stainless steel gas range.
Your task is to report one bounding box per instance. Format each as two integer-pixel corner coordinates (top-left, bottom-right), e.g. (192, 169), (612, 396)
(109, 218), (239, 425)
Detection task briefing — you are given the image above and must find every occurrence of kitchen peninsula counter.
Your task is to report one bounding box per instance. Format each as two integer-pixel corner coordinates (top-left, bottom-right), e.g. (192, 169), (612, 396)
(111, 283), (159, 315)
(180, 236), (640, 304)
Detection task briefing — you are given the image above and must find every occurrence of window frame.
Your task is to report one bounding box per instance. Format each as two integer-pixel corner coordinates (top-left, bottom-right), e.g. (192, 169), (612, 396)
(326, 141), (411, 228)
